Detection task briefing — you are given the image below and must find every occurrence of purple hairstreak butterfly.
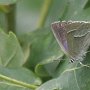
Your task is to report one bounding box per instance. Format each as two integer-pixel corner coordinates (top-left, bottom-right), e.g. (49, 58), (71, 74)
(51, 21), (90, 63)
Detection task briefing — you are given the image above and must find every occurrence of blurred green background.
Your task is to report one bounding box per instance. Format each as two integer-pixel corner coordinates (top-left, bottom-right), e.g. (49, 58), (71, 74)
(0, 0), (90, 90)
(0, 0), (90, 34)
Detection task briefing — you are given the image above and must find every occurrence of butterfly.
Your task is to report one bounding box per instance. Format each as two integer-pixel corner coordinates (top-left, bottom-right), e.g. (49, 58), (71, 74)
(51, 21), (90, 63)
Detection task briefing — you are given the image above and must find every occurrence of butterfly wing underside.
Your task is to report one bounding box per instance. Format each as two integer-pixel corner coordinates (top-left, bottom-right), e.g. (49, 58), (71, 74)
(66, 22), (90, 60)
(51, 21), (69, 56)
(51, 21), (90, 61)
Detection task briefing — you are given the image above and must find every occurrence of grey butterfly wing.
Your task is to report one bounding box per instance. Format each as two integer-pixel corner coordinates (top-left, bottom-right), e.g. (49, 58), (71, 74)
(51, 21), (69, 56)
(51, 21), (90, 61)
(51, 21), (86, 59)
(66, 21), (90, 60)
(73, 22), (90, 51)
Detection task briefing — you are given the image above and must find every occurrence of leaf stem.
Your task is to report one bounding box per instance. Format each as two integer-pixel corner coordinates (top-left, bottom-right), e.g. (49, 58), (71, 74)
(37, 0), (53, 29)
(0, 74), (38, 89)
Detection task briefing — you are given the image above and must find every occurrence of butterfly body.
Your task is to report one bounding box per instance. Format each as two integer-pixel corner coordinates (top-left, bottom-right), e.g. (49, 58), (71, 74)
(51, 21), (90, 62)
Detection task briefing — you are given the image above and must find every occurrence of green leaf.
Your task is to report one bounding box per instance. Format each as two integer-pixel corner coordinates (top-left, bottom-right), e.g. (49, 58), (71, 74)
(35, 56), (62, 77)
(70, 7), (90, 21)
(45, 0), (68, 24)
(36, 50), (90, 90)
(20, 27), (64, 77)
(16, 0), (44, 34)
(44, 0), (89, 22)
(0, 66), (41, 90)
(0, 0), (17, 13)
(84, 0), (90, 9)
(21, 43), (30, 63)
(59, 0), (88, 20)
(0, 29), (25, 67)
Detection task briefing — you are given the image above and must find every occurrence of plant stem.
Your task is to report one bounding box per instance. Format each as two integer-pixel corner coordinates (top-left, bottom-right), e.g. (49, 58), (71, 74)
(0, 74), (38, 89)
(5, 4), (16, 33)
(37, 0), (53, 29)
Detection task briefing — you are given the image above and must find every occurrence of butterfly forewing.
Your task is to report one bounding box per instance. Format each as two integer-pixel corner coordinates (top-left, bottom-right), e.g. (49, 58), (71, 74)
(51, 21), (69, 55)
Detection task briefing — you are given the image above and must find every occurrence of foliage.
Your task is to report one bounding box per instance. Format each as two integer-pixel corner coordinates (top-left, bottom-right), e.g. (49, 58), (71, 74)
(0, 0), (90, 90)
